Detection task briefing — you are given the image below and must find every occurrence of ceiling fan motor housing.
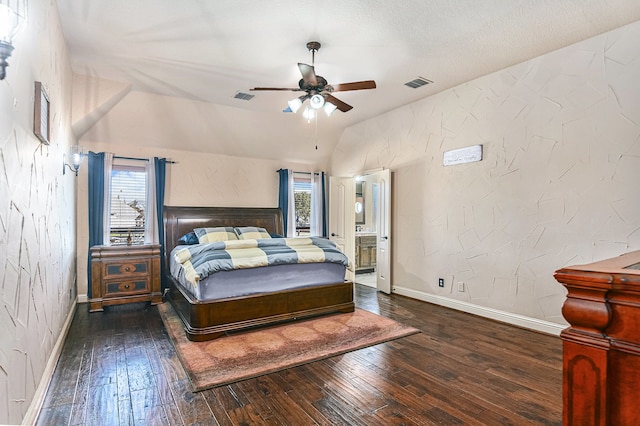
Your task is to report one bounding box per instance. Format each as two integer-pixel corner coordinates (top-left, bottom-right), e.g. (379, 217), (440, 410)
(298, 75), (328, 91)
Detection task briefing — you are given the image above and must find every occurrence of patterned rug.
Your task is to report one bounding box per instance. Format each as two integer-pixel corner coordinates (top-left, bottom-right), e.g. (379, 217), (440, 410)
(158, 303), (420, 392)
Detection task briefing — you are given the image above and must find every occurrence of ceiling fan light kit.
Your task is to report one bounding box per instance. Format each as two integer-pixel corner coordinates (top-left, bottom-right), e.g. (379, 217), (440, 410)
(251, 41), (376, 119)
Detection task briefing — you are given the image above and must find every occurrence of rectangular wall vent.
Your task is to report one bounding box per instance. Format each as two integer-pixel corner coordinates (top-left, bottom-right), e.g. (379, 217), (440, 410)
(404, 77), (433, 89)
(234, 92), (254, 101)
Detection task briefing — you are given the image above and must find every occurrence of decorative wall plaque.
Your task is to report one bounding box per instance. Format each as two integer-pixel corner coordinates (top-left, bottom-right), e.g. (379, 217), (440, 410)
(443, 144), (483, 166)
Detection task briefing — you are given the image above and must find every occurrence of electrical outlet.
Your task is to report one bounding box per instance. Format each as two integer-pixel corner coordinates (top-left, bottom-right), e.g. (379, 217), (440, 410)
(438, 278), (444, 288)
(458, 282), (465, 292)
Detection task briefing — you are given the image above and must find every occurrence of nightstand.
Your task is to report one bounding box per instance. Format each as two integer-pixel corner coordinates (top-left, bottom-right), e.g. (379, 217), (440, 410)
(90, 244), (162, 312)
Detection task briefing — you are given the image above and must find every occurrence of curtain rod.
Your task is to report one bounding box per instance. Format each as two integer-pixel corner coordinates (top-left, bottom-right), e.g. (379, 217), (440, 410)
(276, 170), (322, 175)
(115, 155), (176, 164)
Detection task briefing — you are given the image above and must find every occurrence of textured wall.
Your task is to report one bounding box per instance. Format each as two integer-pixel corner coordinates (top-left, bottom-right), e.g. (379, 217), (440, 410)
(332, 21), (640, 325)
(0, 1), (76, 424)
(74, 140), (319, 299)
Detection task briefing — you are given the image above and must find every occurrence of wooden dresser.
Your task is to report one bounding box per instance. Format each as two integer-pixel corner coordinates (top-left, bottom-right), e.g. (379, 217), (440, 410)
(90, 244), (162, 312)
(555, 250), (640, 425)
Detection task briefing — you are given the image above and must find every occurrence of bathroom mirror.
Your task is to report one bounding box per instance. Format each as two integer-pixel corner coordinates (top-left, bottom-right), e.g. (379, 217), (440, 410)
(355, 181), (365, 225)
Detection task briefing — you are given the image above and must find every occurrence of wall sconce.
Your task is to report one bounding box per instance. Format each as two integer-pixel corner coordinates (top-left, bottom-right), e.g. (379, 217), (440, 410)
(63, 145), (86, 176)
(0, 0), (27, 81)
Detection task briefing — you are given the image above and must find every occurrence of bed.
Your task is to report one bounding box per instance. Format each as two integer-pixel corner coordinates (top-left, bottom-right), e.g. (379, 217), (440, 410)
(163, 206), (355, 341)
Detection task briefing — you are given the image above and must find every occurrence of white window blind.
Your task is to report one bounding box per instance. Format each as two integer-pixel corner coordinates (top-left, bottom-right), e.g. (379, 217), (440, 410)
(293, 174), (312, 235)
(109, 164), (147, 245)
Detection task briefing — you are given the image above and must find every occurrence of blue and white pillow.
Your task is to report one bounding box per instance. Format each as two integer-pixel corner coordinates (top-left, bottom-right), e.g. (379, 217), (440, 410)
(193, 227), (238, 244)
(234, 226), (272, 240)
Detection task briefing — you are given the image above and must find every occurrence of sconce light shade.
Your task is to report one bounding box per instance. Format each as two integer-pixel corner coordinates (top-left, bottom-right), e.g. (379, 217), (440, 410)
(0, 0), (27, 80)
(63, 145), (86, 176)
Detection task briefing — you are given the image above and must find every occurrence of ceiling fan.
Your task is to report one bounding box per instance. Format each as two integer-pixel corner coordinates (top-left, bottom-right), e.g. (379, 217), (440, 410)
(251, 41), (376, 116)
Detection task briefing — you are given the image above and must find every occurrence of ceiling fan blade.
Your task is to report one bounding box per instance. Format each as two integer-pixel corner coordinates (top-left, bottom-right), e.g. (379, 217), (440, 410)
(298, 63), (318, 86)
(331, 80), (377, 92)
(250, 87), (302, 91)
(325, 94), (353, 112)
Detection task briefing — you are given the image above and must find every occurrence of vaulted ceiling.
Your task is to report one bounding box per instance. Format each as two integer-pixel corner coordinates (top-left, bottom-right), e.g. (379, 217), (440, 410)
(57, 0), (640, 164)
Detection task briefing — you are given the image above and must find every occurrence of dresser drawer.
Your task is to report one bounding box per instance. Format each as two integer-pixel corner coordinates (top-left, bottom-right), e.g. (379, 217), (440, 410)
(103, 259), (150, 278)
(104, 278), (150, 298)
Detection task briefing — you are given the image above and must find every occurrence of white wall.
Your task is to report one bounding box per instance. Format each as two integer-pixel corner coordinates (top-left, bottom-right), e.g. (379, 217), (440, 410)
(75, 140), (320, 299)
(72, 83), (340, 165)
(332, 21), (640, 326)
(0, 1), (77, 424)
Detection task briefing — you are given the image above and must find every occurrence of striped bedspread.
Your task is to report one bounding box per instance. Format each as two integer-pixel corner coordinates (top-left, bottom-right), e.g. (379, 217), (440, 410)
(174, 237), (350, 286)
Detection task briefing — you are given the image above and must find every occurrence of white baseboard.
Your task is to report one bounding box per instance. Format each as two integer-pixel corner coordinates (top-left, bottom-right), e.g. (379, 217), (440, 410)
(23, 299), (78, 425)
(78, 293), (88, 303)
(392, 285), (566, 336)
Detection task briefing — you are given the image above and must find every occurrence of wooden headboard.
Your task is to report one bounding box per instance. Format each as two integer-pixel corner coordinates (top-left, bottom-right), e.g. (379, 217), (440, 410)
(163, 206), (284, 260)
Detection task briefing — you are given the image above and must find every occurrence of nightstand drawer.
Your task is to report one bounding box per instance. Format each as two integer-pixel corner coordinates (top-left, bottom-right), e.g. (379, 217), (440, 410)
(104, 279), (150, 297)
(104, 260), (150, 278)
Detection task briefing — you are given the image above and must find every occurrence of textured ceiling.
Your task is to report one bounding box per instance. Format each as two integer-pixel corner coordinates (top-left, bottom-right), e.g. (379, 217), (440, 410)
(57, 0), (640, 164)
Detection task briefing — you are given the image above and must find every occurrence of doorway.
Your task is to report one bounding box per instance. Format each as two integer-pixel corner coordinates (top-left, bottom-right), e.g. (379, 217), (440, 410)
(354, 175), (378, 288)
(353, 169), (391, 294)
(329, 169), (391, 293)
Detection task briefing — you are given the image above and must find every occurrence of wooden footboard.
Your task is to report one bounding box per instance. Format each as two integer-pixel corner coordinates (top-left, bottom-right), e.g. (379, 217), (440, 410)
(166, 276), (355, 341)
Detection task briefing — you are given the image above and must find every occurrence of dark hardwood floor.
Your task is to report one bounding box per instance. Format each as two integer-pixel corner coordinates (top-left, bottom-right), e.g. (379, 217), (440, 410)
(36, 285), (562, 425)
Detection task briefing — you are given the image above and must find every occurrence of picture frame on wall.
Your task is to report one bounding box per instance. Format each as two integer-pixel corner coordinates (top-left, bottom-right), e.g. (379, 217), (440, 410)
(34, 81), (50, 145)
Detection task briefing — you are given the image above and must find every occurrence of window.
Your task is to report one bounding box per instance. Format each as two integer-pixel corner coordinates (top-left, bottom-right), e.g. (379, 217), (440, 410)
(293, 174), (312, 236)
(109, 164), (147, 245)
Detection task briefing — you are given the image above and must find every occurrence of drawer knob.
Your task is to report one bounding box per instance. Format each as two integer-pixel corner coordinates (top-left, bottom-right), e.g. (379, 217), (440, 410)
(119, 264), (136, 273)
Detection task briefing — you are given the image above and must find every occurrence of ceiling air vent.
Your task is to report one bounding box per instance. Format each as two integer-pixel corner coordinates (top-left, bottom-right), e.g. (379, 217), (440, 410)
(404, 77), (433, 89)
(234, 91), (254, 101)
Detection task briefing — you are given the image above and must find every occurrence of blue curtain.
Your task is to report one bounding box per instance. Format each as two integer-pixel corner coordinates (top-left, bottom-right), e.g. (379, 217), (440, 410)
(321, 172), (327, 237)
(154, 157), (168, 291)
(277, 168), (289, 233)
(87, 152), (105, 297)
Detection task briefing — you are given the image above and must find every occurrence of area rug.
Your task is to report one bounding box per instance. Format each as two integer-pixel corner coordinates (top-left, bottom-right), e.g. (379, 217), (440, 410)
(158, 303), (420, 391)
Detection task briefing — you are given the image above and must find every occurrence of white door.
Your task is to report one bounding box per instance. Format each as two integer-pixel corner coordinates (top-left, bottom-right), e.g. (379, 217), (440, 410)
(375, 169), (391, 294)
(329, 176), (355, 283)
